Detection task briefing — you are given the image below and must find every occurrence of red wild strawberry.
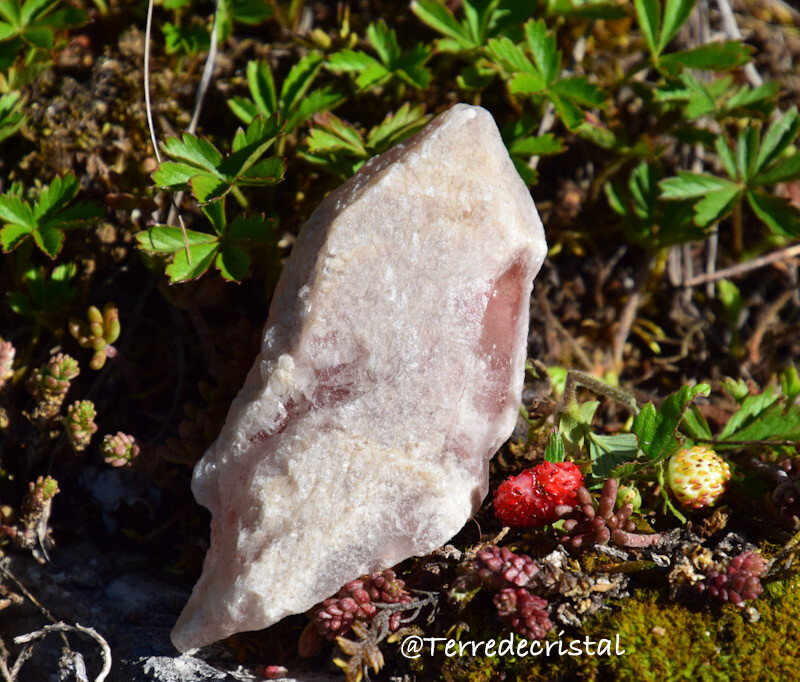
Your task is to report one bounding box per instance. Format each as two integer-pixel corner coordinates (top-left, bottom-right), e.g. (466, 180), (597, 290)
(493, 461), (584, 528)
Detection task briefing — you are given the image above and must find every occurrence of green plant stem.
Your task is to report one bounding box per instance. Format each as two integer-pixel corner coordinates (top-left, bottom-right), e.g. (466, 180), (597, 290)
(560, 369), (641, 418)
(732, 202), (743, 257)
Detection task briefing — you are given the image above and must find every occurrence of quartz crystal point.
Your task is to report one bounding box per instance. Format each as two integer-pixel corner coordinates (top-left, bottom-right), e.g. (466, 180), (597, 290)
(171, 103), (547, 652)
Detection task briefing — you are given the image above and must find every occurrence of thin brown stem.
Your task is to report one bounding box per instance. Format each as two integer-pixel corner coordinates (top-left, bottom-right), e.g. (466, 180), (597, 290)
(683, 242), (800, 287)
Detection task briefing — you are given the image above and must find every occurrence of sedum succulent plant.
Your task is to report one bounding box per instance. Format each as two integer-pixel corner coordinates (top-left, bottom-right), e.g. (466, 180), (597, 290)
(69, 302), (120, 370)
(30, 353), (79, 424)
(62, 400), (98, 453)
(101, 432), (140, 467)
(0, 338), (15, 391)
(556, 478), (662, 549)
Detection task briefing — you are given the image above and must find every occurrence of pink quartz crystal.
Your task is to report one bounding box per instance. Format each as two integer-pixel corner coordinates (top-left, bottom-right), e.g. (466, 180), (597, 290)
(171, 103), (547, 652)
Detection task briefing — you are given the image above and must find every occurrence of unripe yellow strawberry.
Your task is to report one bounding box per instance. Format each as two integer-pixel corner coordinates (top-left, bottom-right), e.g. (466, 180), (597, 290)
(667, 445), (731, 510)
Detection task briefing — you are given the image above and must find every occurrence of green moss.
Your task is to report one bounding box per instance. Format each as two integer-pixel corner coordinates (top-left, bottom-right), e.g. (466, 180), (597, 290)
(435, 575), (800, 681)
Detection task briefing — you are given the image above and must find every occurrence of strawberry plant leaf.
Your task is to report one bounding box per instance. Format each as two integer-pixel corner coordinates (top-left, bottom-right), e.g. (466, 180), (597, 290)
(365, 103), (429, 152)
(0, 173), (102, 257)
(0, 90), (24, 143)
(753, 152), (800, 186)
(247, 58), (277, 116)
(227, 213), (277, 243)
(166, 241), (219, 283)
(692, 186), (741, 226)
(485, 35), (534, 74)
(135, 225), (216, 255)
(681, 404), (713, 441)
(633, 0), (659, 58)
(658, 0), (696, 54)
(717, 386), (800, 446)
(634, 383), (711, 464)
(589, 432), (641, 480)
(189, 174), (228, 204)
(658, 41), (753, 72)
(780, 366), (800, 403)
(525, 18), (559, 85)
(753, 106), (799, 176)
(550, 76), (607, 106)
(659, 171), (740, 199)
(215, 245), (250, 282)
(509, 71), (547, 94)
(746, 190), (800, 237)
(410, 0), (474, 50)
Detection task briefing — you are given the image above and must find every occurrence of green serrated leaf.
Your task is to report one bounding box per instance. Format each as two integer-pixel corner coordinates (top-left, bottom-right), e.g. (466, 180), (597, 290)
(411, 0), (474, 51)
(754, 107), (799, 176)
(717, 386), (800, 445)
(693, 186), (741, 226)
(135, 225), (216, 254)
(31, 222), (62, 257)
(659, 0), (694, 53)
(746, 190), (800, 237)
(681, 403), (713, 441)
(190, 173), (228, 203)
(486, 36), (535, 74)
(634, 0), (660, 58)
(366, 19), (399, 66)
(227, 213), (277, 242)
(721, 377), (750, 403)
(508, 133), (564, 156)
(166, 241), (219, 282)
(550, 76), (607, 107)
(355, 62), (391, 90)
(215, 245), (250, 281)
(0, 221), (30, 251)
(366, 103), (429, 152)
(754, 152), (800, 186)
(589, 432), (641, 480)
(780, 366), (800, 403)
(660, 171), (740, 200)
(715, 137), (737, 179)
(238, 156), (285, 184)
(509, 70), (547, 94)
(525, 19), (559, 85)
(327, 49), (379, 73)
(246, 59), (277, 116)
(634, 384), (711, 464)
(227, 96), (260, 125)
(549, 92), (585, 130)
(659, 41), (752, 72)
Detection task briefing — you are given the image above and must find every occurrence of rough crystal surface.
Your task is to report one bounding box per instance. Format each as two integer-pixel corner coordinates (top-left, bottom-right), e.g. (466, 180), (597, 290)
(171, 103), (547, 652)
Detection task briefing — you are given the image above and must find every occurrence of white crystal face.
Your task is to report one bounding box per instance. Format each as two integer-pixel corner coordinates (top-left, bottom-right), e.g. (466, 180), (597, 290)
(171, 103), (547, 653)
